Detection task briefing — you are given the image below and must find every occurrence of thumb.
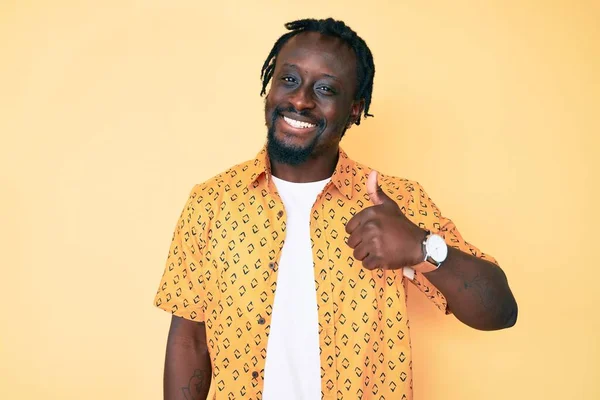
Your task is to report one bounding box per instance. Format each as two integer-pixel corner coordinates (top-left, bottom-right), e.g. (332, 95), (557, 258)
(367, 170), (390, 205)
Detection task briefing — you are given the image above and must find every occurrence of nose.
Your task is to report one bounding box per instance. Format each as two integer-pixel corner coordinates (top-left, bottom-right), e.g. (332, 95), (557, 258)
(290, 85), (316, 111)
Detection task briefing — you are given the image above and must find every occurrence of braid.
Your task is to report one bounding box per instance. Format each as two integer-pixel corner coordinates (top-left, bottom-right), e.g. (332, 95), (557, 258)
(260, 18), (375, 125)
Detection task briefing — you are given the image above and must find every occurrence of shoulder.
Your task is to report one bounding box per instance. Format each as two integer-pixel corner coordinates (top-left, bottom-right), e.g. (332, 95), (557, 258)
(174, 157), (260, 225)
(352, 159), (423, 199)
(188, 157), (259, 198)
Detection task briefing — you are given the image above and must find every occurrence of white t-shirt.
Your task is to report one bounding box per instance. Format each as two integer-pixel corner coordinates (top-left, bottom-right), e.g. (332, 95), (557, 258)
(262, 176), (330, 400)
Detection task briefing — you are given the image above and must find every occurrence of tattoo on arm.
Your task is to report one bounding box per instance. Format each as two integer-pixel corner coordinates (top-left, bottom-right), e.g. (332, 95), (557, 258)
(463, 273), (498, 312)
(451, 265), (503, 313)
(181, 369), (208, 400)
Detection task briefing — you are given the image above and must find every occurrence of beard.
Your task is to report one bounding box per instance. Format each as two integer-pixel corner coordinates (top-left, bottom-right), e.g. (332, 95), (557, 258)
(266, 105), (326, 166)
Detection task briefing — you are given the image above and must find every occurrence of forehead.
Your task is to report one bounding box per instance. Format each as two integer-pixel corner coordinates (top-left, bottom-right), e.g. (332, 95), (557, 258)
(275, 32), (357, 82)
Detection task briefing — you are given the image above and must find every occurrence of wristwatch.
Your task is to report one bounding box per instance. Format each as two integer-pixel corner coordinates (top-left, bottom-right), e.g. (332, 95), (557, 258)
(422, 231), (448, 269)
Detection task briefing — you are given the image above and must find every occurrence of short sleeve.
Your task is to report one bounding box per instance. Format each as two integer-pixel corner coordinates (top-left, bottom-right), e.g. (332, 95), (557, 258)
(407, 182), (499, 314)
(154, 185), (206, 321)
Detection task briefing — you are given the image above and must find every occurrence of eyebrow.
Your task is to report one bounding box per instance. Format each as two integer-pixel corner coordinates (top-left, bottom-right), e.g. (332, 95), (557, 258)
(282, 63), (340, 82)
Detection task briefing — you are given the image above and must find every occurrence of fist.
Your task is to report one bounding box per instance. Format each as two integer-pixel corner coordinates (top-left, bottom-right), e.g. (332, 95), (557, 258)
(345, 171), (426, 270)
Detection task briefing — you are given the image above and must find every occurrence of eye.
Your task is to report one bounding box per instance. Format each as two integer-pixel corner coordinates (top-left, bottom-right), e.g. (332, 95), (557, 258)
(317, 85), (336, 95)
(281, 76), (297, 84)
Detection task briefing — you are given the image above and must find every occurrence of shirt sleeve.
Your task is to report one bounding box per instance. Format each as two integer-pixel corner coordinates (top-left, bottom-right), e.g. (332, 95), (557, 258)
(154, 185), (206, 321)
(407, 182), (499, 314)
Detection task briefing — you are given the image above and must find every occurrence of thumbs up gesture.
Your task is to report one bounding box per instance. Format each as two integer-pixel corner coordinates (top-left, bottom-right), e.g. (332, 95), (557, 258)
(345, 171), (427, 270)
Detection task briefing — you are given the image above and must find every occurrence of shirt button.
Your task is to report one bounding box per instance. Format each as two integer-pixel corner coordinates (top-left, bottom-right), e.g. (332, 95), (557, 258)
(252, 371), (259, 379)
(258, 317), (265, 325)
(269, 262), (275, 270)
(277, 210), (284, 218)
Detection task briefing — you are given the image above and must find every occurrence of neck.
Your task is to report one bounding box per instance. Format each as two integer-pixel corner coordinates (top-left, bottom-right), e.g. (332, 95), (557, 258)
(270, 147), (339, 183)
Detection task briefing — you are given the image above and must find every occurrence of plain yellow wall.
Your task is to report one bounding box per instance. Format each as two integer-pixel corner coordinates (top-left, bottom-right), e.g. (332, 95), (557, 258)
(1, 1), (598, 399)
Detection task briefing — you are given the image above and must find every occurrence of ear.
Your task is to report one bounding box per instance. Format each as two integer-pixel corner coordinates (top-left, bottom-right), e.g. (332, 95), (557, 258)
(347, 99), (365, 127)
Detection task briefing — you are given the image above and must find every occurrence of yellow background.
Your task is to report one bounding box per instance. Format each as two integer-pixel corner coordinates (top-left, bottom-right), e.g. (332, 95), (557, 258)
(1, 1), (598, 399)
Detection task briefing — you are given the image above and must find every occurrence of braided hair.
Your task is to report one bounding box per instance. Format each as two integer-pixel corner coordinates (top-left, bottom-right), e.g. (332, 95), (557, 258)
(260, 18), (375, 125)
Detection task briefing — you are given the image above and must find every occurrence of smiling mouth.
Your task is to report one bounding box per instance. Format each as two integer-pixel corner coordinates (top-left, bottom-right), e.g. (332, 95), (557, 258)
(282, 115), (317, 129)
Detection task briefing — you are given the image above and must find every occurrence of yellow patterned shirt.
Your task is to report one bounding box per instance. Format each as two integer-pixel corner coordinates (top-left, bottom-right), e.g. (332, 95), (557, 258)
(154, 147), (497, 400)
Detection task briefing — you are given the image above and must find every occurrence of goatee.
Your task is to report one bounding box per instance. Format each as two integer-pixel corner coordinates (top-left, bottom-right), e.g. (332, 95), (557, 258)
(266, 106), (324, 166)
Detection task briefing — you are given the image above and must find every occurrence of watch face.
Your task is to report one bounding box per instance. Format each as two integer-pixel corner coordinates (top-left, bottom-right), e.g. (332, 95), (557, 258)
(426, 234), (448, 263)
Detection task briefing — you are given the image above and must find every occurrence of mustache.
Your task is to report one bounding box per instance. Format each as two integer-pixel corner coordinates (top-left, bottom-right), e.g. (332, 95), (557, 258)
(273, 105), (325, 128)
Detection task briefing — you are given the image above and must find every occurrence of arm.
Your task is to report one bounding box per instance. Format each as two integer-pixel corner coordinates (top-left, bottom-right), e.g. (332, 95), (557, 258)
(164, 315), (211, 400)
(417, 244), (517, 331)
(346, 171), (517, 331)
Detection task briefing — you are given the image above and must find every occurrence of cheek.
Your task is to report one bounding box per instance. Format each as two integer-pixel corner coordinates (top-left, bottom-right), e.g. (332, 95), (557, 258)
(266, 85), (284, 105)
(264, 95), (276, 120)
(265, 92), (273, 109)
(324, 106), (351, 129)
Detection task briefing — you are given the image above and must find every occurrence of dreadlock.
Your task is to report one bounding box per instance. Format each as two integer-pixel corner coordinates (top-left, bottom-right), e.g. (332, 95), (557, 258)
(260, 18), (375, 125)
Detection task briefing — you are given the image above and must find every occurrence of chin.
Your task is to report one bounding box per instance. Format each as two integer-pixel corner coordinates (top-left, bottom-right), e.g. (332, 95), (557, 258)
(267, 126), (316, 166)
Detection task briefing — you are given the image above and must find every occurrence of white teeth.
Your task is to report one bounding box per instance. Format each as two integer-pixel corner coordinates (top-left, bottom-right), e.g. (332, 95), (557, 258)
(283, 115), (316, 129)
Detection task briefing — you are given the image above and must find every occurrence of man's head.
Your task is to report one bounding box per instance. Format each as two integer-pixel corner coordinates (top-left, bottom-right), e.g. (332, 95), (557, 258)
(261, 18), (375, 165)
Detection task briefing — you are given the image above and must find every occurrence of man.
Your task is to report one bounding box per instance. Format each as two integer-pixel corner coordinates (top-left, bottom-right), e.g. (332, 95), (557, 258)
(154, 18), (517, 400)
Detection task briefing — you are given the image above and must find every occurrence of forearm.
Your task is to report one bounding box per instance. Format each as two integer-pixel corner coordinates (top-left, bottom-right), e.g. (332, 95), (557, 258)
(164, 317), (212, 400)
(422, 247), (518, 331)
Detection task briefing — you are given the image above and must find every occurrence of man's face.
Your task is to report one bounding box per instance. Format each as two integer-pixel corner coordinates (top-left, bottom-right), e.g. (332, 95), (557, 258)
(265, 32), (362, 165)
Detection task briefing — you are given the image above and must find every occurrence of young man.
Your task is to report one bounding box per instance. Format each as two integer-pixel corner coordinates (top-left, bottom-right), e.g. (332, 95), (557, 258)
(155, 18), (517, 400)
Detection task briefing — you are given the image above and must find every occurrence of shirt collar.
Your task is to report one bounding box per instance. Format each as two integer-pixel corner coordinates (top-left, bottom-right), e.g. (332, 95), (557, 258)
(246, 145), (357, 200)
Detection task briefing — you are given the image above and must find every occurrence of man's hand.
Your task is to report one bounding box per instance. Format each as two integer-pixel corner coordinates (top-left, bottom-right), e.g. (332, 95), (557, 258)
(346, 170), (426, 270)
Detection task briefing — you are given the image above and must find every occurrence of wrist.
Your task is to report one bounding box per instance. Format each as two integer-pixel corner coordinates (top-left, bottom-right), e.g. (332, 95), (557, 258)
(421, 230), (449, 270)
(410, 230), (440, 274)
(411, 228), (428, 266)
